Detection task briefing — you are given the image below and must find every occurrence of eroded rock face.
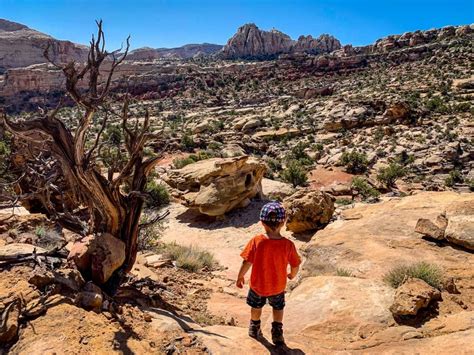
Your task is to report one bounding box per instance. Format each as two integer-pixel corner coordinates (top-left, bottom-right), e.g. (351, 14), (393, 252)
(220, 23), (340, 59)
(0, 19), (88, 70)
(165, 156), (266, 216)
(283, 189), (335, 233)
(390, 277), (441, 316)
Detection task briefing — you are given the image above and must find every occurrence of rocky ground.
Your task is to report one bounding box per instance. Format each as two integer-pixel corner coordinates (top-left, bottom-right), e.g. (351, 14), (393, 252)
(1, 186), (473, 354)
(0, 20), (473, 355)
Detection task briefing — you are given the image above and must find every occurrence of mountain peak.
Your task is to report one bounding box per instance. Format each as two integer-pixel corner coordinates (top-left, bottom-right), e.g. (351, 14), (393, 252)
(0, 18), (29, 32)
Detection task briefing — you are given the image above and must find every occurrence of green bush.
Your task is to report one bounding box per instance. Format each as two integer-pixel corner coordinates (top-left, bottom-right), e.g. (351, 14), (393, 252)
(281, 160), (308, 187)
(173, 151), (215, 169)
(104, 124), (123, 145)
(287, 142), (313, 166)
(376, 163), (406, 187)
(339, 151), (369, 174)
(145, 181), (170, 209)
(181, 133), (195, 151)
(384, 262), (443, 289)
(159, 242), (216, 272)
(335, 268), (354, 277)
(445, 169), (463, 187)
(351, 177), (380, 200)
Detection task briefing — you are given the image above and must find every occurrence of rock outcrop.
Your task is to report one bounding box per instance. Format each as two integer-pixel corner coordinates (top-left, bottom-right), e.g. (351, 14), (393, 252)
(283, 189), (335, 233)
(415, 200), (474, 250)
(127, 43), (223, 61)
(165, 156), (266, 216)
(0, 19), (88, 70)
(390, 277), (441, 316)
(220, 23), (341, 59)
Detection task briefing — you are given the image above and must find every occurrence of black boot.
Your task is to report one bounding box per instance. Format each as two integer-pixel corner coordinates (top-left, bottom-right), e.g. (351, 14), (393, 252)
(271, 321), (285, 345)
(248, 319), (262, 338)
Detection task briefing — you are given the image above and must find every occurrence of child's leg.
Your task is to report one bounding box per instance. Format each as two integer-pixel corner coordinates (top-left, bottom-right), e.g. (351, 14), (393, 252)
(251, 307), (263, 321)
(272, 308), (284, 323)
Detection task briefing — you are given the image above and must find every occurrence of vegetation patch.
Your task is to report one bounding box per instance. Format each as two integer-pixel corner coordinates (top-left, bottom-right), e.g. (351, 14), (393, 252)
(339, 150), (369, 174)
(158, 242), (216, 272)
(384, 262), (443, 289)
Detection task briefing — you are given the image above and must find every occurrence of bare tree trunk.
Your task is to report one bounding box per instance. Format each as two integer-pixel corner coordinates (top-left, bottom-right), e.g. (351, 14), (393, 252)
(1, 21), (164, 288)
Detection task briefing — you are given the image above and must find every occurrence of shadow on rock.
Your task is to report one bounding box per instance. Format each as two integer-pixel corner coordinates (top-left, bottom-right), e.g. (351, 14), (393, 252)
(256, 335), (305, 354)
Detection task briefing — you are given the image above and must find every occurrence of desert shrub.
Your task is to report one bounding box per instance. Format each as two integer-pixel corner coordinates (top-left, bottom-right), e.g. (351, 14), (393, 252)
(335, 198), (352, 206)
(376, 163), (406, 187)
(426, 96), (449, 114)
(173, 157), (196, 169)
(145, 181), (170, 209)
(351, 177), (380, 200)
(287, 142), (313, 166)
(181, 132), (195, 151)
(104, 124), (123, 145)
(138, 215), (166, 251)
(335, 268), (354, 277)
(445, 169), (463, 187)
(159, 242), (216, 272)
(339, 150), (369, 174)
(384, 262), (443, 289)
(281, 160), (308, 187)
(396, 151), (415, 166)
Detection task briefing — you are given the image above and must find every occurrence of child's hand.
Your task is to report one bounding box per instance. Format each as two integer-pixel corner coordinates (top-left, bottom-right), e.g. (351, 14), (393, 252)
(287, 273), (296, 280)
(236, 276), (245, 288)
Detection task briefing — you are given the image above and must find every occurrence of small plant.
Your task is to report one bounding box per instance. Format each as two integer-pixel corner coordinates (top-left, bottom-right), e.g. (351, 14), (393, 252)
(383, 262), (443, 289)
(159, 242), (216, 272)
(339, 150), (369, 174)
(35, 226), (46, 238)
(181, 132), (196, 151)
(335, 268), (353, 277)
(287, 142), (313, 166)
(335, 198), (352, 206)
(281, 160), (308, 187)
(445, 169), (463, 187)
(351, 177), (380, 200)
(376, 163), (406, 187)
(173, 151), (215, 169)
(145, 181), (170, 209)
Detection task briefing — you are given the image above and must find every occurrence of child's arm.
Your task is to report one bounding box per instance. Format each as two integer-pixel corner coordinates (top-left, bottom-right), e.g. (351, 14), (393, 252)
(236, 260), (252, 288)
(287, 265), (299, 280)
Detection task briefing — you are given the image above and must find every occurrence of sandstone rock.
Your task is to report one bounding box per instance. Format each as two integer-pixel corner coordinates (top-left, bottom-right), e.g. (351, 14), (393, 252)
(0, 19), (88, 70)
(390, 277), (441, 316)
(283, 189), (335, 233)
(414, 215), (447, 240)
(0, 243), (46, 260)
(68, 234), (125, 284)
(0, 300), (20, 343)
(220, 23), (340, 59)
(221, 144), (245, 157)
(444, 215), (474, 251)
(75, 282), (103, 311)
(89, 234), (126, 285)
(261, 178), (295, 201)
(165, 156), (266, 216)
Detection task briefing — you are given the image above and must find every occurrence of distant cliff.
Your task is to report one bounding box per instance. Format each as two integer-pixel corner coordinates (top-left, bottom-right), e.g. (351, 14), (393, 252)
(219, 23), (341, 59)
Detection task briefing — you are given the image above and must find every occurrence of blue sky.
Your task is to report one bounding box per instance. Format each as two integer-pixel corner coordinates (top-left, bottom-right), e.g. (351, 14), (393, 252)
(1, 0), (473, 50)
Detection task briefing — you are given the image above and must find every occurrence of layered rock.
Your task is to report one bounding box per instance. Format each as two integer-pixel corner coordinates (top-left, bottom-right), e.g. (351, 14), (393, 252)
(220, 23), (340, 59)
(165, 156), (266, 216)
(127, 43), (223, 61)
(390, 277), (441, 316)
(0, 19), (88, 70)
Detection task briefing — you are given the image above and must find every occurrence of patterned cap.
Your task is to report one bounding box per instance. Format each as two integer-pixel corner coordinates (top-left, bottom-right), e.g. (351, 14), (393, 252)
(259, 201), (286, 222)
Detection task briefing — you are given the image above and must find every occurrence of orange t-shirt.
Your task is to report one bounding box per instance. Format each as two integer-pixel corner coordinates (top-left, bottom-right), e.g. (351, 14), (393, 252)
(240, 234), (301, 297)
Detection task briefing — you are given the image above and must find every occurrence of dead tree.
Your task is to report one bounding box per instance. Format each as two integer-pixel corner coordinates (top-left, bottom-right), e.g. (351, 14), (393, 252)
(1, 21), (164, 287)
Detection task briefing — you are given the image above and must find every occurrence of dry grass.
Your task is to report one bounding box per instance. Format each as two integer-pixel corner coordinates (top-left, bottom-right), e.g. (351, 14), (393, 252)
(159, 242), (216, 272)
(384, 262), (443, 289)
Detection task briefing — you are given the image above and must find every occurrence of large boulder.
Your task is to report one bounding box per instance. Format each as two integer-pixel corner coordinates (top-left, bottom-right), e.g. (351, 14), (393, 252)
(68, 234), (126, 284)
(445, 215), (474, 251)
(414, 214), (448, 240)
(389, 277), (441, 316)
(283, 189), (335, 233)
(165, 156), (266, 216)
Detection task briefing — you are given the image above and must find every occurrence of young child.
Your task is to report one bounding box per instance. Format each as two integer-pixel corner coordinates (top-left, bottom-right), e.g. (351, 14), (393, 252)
(236, 201), (301, 345)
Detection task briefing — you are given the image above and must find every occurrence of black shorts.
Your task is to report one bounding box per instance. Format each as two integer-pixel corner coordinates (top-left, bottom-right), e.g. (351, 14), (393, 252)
(246, 288), (285, 310)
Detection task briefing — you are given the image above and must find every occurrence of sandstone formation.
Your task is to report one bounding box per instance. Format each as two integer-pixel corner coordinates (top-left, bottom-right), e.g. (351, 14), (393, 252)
(415, 200), (474, 250)
(283, 188), (335, 233)
(127, 43), (223, 61)
(0, 19), (88, 71)
(390, 277), (441, 316)
(219, 23), (341, 59)
(165, 156), (266, 216)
